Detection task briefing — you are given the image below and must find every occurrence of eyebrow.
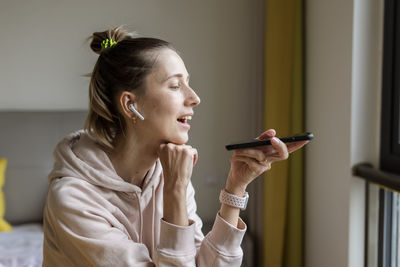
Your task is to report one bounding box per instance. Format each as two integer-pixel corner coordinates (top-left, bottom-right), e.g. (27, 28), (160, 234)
(164, 73), (190, 82)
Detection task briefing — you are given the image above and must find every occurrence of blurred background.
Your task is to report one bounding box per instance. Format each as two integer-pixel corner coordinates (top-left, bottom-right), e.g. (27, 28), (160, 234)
(0, 0), (392, 266)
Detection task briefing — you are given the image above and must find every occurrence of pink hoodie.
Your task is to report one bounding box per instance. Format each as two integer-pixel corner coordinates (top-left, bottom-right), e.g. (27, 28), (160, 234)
(42, 130), (246, 266)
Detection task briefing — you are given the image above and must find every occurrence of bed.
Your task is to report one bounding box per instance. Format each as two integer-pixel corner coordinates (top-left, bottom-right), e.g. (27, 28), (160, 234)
(0, 223), (43, 267)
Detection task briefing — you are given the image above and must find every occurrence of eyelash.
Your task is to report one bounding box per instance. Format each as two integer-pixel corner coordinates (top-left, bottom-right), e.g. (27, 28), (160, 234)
(169, 80), (189, 90)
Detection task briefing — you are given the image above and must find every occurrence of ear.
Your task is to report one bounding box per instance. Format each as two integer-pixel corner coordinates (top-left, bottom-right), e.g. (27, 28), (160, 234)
(119, 91), (138, 119)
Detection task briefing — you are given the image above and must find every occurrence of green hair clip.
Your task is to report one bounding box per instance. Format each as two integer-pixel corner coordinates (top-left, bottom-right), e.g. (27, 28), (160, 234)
(101, 39), (118, 51)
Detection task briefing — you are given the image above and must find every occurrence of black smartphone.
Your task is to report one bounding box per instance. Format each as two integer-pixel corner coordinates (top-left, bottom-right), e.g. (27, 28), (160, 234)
(225, 132), (314, 150)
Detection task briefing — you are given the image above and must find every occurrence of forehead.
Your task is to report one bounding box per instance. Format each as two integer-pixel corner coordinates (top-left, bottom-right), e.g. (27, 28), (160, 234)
(151, 49), (188, 82)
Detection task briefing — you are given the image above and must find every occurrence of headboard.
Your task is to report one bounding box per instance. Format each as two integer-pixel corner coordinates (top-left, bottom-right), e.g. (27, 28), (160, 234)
(0, 111), (87, 225)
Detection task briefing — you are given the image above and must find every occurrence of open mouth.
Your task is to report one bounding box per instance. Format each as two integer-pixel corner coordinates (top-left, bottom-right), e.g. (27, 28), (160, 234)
(177, 116), (192, 124)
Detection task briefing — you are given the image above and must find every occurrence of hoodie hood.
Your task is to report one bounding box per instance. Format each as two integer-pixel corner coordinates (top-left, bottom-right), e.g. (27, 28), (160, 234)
(48, 130), (161, 193)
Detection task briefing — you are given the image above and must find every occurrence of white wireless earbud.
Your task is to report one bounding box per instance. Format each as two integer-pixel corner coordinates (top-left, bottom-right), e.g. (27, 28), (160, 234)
(129, 104), (145, 120)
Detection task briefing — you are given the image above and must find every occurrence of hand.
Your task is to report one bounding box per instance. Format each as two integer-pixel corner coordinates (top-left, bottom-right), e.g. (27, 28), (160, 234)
(158, 143), (198, 194)
(158, 143), (198, 226)
(226, 129), (308, 194)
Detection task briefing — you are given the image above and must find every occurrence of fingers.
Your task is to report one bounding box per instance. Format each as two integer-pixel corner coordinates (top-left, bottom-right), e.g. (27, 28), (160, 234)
(193, 148), (198, 166)
(159, 143), (195, 155)
(159, 143), (198, 166)
(270, 137), (289, 162)
(232, 139), (307, 167)
(234, 148), (279, 162)
(287, 140), (309, 153)
(230, 154), (272, 171)
(234, 129), (277, 161)
(158, 143), (198, 191)
(256, 129), (276, 140)
(234, 136), (289, 164)
(234, 148), (270, 163)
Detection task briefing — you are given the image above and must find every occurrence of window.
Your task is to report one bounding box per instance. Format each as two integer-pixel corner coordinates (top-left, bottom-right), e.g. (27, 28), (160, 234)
(354, 0), (400, 266)
(381, 0), (400, 174)
(375, 0), (400, 265)
(376, 188), (400, 266)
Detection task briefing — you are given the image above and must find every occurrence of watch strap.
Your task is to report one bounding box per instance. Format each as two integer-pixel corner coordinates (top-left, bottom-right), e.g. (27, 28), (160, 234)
(219, 189), (249, 210)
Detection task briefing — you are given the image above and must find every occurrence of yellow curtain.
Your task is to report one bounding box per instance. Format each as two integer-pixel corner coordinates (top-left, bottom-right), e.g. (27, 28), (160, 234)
(263, 0), (304, 266)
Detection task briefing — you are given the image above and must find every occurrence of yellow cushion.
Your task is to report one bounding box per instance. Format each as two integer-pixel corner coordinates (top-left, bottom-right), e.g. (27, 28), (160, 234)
(0, 158), (12, 231)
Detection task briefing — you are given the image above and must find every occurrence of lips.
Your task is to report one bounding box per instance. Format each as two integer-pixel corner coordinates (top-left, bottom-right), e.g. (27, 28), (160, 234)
(177, 114), (193, 130)
(177, 115), (192, 124)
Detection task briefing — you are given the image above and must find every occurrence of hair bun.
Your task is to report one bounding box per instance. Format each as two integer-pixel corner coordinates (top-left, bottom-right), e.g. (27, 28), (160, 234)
(89, 26), (133, 55)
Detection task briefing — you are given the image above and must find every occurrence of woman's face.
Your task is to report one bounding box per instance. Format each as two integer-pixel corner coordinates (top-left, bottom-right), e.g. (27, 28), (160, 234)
(135, 48), (200, 145)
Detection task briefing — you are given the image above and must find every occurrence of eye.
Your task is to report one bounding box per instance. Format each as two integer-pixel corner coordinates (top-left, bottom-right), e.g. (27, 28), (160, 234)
(170, 84), (180, 90)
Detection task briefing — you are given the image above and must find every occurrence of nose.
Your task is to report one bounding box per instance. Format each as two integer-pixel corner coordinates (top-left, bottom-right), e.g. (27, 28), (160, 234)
(185, 87), (201, 107)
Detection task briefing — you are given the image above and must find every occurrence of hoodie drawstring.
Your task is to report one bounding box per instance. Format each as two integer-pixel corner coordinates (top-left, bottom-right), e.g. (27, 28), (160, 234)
(135, 187), (155, 258)
(135, 192), (143, 243)
(151, 185), (155, 258)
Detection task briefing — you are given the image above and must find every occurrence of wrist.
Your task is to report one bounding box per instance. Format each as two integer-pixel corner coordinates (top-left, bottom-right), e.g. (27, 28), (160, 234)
(164, 188), (186, 202)
(219, 189), (249, 211)
(163, 191), (188, 226)
(164, 181), (187, 196)
(225, 177), (247, 196)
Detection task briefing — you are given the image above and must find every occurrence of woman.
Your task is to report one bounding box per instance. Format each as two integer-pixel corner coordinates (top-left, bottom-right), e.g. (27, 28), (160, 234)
(42, 26), (307, 266)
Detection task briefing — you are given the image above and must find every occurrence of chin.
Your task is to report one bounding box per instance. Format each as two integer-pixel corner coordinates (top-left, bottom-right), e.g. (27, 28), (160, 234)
(169, 135), (189, 145)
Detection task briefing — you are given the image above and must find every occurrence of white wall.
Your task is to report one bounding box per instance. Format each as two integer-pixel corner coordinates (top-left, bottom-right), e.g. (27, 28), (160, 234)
(5, 1), (387, 264)
(0, 0), (264, 223)
(305, 0), (383, 266)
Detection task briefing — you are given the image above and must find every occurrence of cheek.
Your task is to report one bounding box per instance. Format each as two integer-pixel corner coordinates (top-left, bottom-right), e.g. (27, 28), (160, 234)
(150, 95), (181, 116)
(144, 102), (177, 129)
(141, 90), (183, 122)
(150, 102), (175, 118)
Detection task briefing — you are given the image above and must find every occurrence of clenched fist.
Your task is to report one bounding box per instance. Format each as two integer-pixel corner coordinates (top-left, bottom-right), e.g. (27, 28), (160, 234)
(158, 143), (198, 193)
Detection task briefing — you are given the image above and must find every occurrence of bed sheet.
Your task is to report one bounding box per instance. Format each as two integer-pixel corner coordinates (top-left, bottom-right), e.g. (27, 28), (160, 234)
(0, 223), (43, 267)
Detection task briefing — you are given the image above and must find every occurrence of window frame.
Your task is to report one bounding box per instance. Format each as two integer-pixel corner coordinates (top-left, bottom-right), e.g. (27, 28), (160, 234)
(380, 0), (400, 174)
(362, 0), (400, 266)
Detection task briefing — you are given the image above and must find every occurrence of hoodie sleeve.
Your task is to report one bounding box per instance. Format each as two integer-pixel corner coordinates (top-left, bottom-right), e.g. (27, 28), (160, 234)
(155, 182), (246, 266)
(43, 179), (155, 267)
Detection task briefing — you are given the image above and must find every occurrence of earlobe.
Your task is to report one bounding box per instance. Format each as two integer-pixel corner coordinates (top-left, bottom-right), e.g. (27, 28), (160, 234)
(129, 104), (145, 120)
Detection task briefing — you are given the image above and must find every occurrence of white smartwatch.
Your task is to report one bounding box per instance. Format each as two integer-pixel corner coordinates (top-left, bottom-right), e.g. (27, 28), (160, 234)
(219, 189), (249, 210)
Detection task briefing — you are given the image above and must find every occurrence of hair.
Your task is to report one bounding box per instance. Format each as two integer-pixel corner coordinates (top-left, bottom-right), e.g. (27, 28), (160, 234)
(85, 26), (176, 150)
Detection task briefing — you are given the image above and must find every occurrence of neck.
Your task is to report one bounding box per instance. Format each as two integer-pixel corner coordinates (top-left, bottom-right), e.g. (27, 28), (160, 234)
(108, 134), (159, 187)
